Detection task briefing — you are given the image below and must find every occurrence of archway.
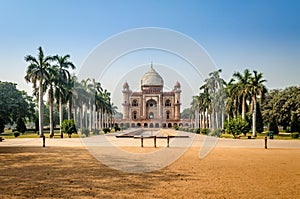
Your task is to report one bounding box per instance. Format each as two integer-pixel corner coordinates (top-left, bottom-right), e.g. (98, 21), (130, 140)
(166, 111), (170, 119)
(149, 112), (154, 119)
(155, 123), (159, 128)
(144, 123), (148, 128)
(168, 123), (172, 128)
(149, 123), (154, 128)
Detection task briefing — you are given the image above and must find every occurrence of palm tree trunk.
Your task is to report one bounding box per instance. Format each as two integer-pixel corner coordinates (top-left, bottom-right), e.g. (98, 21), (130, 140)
(242, 94), (246, 119)
(59, 97), (63, 138)
(68, 100), (72, 120)
(252, 97), (257, 137)
(89, 101), (92, 131)
(79, 106), (83, 130)
(49, 95), (54, 136)
(38, 80), (44, 137)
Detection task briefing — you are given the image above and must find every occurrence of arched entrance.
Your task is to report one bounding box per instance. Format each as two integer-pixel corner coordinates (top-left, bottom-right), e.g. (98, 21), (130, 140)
(168, 123), (172, 128)
(146, 99), (158, 119)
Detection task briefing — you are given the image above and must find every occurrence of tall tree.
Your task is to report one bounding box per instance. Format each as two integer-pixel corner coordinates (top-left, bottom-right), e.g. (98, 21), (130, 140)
(53, 54), (75, 138)
(0, 81), (35, 133)
(249, 70), (267, 136)
(201, 69), (225, 129)
(45, 65), (59, 136)
(233, 69), (252, 120)
(24, 46), (53, 137)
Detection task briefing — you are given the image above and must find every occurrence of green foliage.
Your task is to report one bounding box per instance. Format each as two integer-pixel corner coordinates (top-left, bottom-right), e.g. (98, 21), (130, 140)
(291, 132), (299, 139)
(173, 124), (179, 130)
(262, 87), (300, 130)
(114, 126), (121, 132)
(200, 128), (210, 135)
(61, 120), (77, 135)
(180, 108), (191, 119)
(0, 119), (4, 133)
(256, 103), (264, 133)
(92, 129), (100, 135)
(225, 117), (250, 138)
(81, 128), (90, 137)
(209, 129), (223, 137)
(290, 113), (300, 133)
(0, 81), (35, 133)
(16, 117), (27, 134)
(269, 117), (279, 134)
(14, 132), (20, 137)
(102, 128), (111, 134)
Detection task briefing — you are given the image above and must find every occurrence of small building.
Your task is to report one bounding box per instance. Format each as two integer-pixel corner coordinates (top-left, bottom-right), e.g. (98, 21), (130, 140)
(121, 65), (182, 128)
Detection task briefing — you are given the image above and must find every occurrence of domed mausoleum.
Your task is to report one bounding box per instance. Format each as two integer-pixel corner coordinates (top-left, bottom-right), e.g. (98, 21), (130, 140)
(122, 65), (181, 128)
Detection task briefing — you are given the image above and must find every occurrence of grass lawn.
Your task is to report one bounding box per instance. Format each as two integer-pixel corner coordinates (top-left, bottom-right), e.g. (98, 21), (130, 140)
(220, 132), (299, 140)
(0, 129), (80, 139)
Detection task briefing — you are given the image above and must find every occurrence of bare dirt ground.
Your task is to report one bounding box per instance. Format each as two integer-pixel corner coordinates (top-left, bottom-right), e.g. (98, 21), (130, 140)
(0, 144), (300, 198)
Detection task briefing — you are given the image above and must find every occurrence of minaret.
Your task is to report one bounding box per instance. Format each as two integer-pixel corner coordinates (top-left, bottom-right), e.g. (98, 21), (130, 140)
(122, 81), (131, 120)
(173, 81), (181, 120)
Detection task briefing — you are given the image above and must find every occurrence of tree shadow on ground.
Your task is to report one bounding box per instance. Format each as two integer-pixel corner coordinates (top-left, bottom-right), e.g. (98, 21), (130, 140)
(0, 147), (190, 198)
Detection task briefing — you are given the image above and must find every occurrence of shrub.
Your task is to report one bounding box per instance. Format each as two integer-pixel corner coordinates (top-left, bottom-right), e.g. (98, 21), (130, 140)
(194, 128), (200, 134)
(225, 116), (250, 138)
(16, 117), (26, 134)
(291, 132), (299, 139)
(210, 129), (222, 137)
(269, 117), (279, 134)
(61, 120), (77, 137)
(114, 126), (121, 132)
(14, 132), (20, 137)
(92, 129), (100, 135)
(102, 128), (111, 134)
(173, 124), (179, 130)
(81, 128), (90, 137)
(201, 128), (210, 135)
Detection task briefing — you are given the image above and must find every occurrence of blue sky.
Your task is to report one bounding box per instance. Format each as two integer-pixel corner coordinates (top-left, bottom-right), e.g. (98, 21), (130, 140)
(0, 0), (299, 108)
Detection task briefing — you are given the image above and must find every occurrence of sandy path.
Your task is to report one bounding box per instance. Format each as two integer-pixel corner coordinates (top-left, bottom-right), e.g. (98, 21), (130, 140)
(0, 144), (299, 198)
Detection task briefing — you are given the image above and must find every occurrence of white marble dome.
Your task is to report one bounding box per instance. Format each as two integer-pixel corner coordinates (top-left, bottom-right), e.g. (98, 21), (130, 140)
(141, 66), (164, 86)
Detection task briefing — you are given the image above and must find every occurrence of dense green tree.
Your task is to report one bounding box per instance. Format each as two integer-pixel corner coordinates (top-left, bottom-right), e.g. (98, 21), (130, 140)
(268, 116), (279, 134)
(0, 81), (35, 133)
(255, 102), (264, 133)
(16, 117), (27, 133)
(261, 87), (300, 131)
(181, 108), (191, 119)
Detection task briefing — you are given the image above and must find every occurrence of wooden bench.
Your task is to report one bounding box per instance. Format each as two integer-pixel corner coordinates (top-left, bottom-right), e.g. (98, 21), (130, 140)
(132, 135), (189, 148)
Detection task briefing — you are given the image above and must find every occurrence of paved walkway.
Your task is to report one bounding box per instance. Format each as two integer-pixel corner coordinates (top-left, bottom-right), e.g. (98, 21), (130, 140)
(0, 133), (299, 149)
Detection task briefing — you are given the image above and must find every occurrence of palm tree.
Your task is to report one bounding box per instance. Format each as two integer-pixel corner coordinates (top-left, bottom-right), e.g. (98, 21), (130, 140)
(233, 69), (252, 119)
(108, 102), (118, 128)
(225, 78), (239, 121)
(201, 69), (225, 129)
(53, 54), (75, 138)
(24, 46), (53, 137)
(249, 70), (267, 137)
(45, 65), (59, 137)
